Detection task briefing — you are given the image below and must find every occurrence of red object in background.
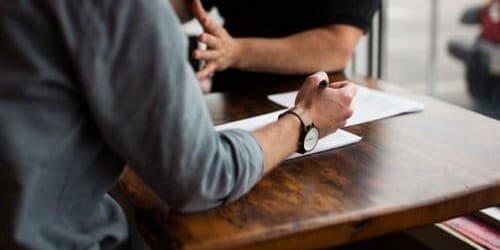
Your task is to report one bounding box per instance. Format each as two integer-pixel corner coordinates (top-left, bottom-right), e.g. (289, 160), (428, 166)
(442, 216), (500, 250)
(481, 0), (500, 43)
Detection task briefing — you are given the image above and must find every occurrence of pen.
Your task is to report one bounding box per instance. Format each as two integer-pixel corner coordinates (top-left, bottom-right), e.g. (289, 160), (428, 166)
(319, 80), (328, 89)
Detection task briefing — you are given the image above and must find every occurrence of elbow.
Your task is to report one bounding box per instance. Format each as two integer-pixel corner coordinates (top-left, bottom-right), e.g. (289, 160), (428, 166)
(162, 161), (234, 213)
(163, 171), (230, 213)
(157, 130), (262, 213)
(164, 183), (225, 213)
(168, 198), (219, 213)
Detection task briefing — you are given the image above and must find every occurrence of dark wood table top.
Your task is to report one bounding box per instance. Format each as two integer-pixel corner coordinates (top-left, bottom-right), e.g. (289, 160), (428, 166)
(117, 78), (500, 250)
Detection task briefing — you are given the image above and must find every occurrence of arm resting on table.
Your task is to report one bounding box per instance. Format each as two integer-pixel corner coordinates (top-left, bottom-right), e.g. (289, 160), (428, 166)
(71, 0), (293, 212)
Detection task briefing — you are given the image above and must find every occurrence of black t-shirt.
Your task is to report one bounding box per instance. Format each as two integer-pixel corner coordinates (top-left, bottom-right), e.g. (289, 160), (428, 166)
(201, 0), (380, 92)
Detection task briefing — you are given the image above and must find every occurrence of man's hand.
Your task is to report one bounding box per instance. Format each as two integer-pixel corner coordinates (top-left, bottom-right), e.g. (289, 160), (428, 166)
(295, 72), (356, 137)
(191, 0), (241, 80)
(252, 71), (355, 174)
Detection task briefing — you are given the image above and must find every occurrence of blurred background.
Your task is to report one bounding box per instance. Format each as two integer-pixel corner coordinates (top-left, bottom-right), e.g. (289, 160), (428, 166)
(386, 0), (478, 88)
(383, 0), (500, 120)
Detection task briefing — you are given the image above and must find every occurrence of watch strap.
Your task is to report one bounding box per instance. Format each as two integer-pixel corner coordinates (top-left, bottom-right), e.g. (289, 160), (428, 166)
(278, 107), (316, 154)
(278, 107), (313, 131)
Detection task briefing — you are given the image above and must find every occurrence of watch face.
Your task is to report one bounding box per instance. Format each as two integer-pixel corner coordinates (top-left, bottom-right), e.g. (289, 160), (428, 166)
(303, 127), (320, 152)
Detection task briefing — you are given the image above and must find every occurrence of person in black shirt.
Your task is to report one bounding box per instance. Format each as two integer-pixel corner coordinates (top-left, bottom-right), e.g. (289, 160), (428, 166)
(172, 0), (380, 92)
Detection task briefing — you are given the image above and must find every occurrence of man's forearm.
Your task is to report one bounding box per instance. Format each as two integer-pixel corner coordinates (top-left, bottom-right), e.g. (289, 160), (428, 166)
(252, 114), (301, 174)
(234, 25), (362, 74)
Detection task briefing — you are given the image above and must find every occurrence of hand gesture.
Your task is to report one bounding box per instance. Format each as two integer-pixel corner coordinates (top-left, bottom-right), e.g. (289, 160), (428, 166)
(192, 0), (241, 80)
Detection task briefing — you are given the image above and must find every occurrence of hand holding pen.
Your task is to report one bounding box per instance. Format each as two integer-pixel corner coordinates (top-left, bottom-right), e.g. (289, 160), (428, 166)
(295, 72), (357, 136)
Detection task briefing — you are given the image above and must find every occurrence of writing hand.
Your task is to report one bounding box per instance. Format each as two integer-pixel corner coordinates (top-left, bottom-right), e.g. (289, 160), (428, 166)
(295, 72), (356, 137)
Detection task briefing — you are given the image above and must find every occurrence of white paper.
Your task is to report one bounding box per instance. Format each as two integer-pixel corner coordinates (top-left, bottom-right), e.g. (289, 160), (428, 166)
(214, 110), (285, 132)
(480, 207), (500, 221)
(215, 110), (362, 159)
(268, 84), (425, 127)
(287, 129), (361, 159)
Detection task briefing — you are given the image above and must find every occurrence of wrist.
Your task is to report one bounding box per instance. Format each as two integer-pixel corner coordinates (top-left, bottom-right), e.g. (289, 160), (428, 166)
(278, 112), (302, 135)
(279, 107), (320, 154)
(232, 38), (247, 69)
(294, 104), (314, 125)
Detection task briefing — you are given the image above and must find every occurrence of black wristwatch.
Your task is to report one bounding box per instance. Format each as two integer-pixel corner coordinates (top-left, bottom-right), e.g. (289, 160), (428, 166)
(279, 107), (320, 154)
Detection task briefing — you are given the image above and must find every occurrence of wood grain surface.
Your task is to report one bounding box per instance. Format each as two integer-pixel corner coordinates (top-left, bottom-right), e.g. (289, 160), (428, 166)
(117, 77), (500, 249)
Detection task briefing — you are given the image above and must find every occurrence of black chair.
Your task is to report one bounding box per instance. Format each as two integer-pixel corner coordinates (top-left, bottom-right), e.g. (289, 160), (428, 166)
(350, 0), (386, 79)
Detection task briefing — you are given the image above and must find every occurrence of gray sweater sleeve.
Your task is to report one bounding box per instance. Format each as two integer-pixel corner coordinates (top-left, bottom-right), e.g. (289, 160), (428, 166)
(62, 0), (263, 212)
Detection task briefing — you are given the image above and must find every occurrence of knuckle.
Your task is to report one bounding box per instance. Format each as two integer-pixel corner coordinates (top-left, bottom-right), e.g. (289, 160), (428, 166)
(338, 91), (350, 104)
(344, 108), (353, 119)
(306, 71), (328, 85)
(201, 17), (209, 26)
(305, 74), (319, 84)
(340, 90), (354, 105)
(350, 83), (357, 95)
(316, 71), (329, 81)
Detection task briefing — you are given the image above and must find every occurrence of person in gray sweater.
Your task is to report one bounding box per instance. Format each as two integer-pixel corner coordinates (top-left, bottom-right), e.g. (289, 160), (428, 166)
(0, 0), (356, 249)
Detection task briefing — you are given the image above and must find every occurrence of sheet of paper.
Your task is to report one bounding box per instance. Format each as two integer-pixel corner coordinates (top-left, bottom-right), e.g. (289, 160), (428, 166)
(215, 110), (362, 159)
(268, 84), (425, 127)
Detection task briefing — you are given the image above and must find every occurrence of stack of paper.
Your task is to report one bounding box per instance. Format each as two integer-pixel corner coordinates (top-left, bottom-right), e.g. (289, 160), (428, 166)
(215, 84), (424, 159)
(215, 111), (361, 159)
(268, 85), (425, 127)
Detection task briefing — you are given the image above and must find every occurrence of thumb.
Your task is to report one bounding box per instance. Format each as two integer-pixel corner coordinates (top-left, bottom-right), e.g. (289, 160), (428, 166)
(332, 83), (357, 106)
(329, 80), (349, 89)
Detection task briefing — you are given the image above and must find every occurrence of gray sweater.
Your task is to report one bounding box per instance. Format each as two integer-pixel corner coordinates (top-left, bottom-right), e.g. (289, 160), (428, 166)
(0, 0), (263, 249)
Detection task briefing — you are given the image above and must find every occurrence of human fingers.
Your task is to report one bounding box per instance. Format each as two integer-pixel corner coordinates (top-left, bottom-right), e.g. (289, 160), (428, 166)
(295, 71), (330, 106)
(192, 1), (225, 37)
(192, 0), (209, 23)
(342, 82), (357, 98)
(332, 83), (357, 107)
(201, 17), (223, 36)
(196, 62), (217, 79)
(336, 120), (347, 129)
(318, 107), (351, 137)
(304, 71), (329, 87)
(329, 80), (349, 89)
(320, 119), (348, 137)
(295, 71), (324, 105)
(193, 49), (220, 61)
(198, 33), (219, 48)
(338, 107), (354, 122)
(198, 76), (212, 93)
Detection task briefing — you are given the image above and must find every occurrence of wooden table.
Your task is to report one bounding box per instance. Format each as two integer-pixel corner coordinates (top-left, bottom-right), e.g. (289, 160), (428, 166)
(117, 77), (500, 249)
